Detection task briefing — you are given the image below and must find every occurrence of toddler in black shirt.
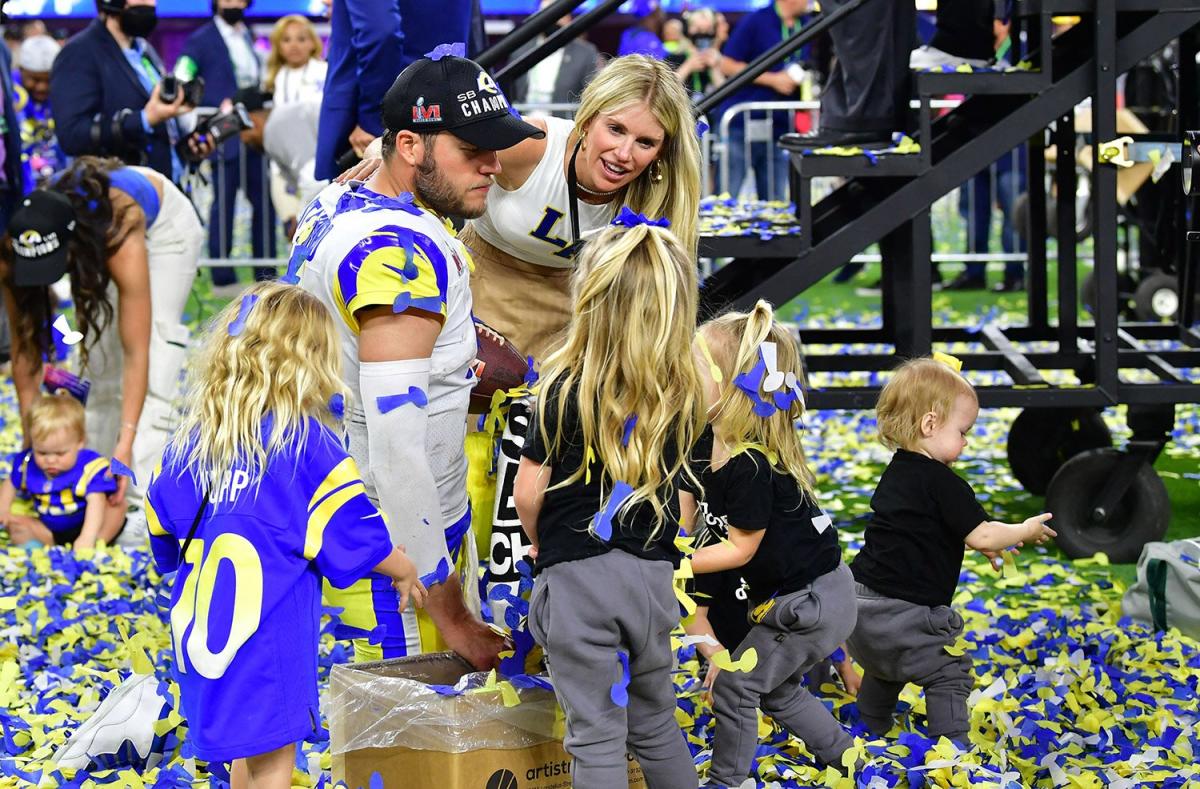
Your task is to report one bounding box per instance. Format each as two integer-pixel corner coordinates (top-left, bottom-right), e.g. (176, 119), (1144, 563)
(687, 302), (859, 784)
(848, 356), (1056, 746)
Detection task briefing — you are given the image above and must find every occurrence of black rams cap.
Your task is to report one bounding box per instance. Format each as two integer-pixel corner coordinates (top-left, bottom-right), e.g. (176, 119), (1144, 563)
(381, 55), (545, 151)
(8, 190), (76, 288)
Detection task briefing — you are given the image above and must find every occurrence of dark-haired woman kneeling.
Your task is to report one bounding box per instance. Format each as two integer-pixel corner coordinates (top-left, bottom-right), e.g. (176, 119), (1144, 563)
(2, 156), (203, 516)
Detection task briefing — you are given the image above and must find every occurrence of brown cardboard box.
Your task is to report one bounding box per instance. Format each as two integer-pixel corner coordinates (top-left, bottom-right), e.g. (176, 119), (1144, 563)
(328, 652), (646, 789)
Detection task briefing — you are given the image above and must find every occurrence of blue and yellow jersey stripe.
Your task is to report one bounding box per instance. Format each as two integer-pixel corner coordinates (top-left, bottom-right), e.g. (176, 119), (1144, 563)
(305, 456), (376, 560)
(332, 224), (451, 332)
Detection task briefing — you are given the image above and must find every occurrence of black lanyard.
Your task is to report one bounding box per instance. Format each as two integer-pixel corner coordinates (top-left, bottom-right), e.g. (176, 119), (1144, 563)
(567, 138), (584, 245)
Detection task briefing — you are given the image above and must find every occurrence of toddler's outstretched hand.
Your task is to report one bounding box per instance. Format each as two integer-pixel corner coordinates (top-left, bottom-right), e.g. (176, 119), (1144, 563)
(1023, 513), (1056, 546)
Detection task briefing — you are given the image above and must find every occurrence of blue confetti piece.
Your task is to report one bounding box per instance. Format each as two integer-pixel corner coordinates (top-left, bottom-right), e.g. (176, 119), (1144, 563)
(863, 149), (879, 165)
(622, 414), (637, 447)
(419, 557), (452, 588)
(376, 387), (429, 413)
(426, 42), (466, 60)
(524, 355), (539, 385)
(696, 120), (710, 138)
(829, 646), (846, 663)
(108, 457), (137, 487)
(610, 649), (631, 707)
(328, 393), (345, 420)
(391, 291), (445, 314)
(592, 481), (634, 541)
(366, 624), (387, 645)
(227, 294), (259, 336)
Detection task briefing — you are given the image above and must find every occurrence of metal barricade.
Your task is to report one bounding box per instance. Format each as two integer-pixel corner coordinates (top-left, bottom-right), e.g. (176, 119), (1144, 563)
(193, 137), (285, 275)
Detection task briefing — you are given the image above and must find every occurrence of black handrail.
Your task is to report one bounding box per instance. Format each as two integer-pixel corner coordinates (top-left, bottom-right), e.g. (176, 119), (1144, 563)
(494, 0), (627, 84)
(477, 0), (584, 69)
(694, 0), (867, 117)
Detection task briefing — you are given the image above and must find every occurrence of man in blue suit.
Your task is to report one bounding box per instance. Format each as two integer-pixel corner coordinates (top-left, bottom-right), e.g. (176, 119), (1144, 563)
(314, 0), (473, 180)
(49, 0), (208, 183)
(179, 0), (275, 289)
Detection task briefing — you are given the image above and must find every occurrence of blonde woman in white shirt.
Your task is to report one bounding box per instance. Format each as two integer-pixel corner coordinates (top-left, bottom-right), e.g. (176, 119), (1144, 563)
(265, 15), (328, 232)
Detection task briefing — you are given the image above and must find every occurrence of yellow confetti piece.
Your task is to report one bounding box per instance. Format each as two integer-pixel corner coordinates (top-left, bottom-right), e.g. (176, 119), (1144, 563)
(710, 647), (758, 673)
(498, 681), (520, 708)
(750, 597), (775, 623)
(0, 597), (16, 610)
(945, 636), (971, 656)
(674, 584), (697, 618)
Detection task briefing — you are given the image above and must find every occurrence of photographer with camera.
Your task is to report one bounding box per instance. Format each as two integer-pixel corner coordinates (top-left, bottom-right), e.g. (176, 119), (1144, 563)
(675, 8), (727, 100)
(50, 0), (213, 184)
(179, 0), (276, 292)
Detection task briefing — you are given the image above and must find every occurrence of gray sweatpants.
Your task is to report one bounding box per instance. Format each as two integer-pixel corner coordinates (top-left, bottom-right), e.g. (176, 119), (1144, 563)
(707, 563), (857, 786)
(846, 583), (974, 743)
(528, 551), (696, 789)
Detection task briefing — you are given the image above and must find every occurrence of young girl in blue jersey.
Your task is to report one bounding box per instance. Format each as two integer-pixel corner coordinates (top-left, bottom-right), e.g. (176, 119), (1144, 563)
(0, 392), (124, 550)
(514, 219), (705, 789)
(686, 303), (859, 784)
(146, 282), (425, 789)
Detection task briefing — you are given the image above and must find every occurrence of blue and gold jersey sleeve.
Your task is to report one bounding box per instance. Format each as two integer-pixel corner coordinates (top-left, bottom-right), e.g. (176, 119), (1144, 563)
(73, 451), (118, 498)
(145, 478), (180, 574)
(333, 223), (451, 332)
(301, 424), (394, 588)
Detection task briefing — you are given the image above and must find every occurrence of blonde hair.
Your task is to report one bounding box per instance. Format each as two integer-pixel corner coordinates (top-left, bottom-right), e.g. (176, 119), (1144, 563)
(699, 301), (815, 500)
(876, 357), (977, 451)
(574, 55), (702, 258)
(29, 393), (86, 443)
(166, 282), (349, 493)
(537, 223), (705, 541)
(264, 15), (322, 93)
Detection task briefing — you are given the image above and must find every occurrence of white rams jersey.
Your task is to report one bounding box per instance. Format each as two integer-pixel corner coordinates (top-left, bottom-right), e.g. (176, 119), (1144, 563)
(294, 182), (476, 529)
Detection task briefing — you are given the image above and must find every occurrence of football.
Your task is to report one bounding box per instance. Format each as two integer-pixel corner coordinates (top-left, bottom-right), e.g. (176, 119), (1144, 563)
(470, 321), (529, 413)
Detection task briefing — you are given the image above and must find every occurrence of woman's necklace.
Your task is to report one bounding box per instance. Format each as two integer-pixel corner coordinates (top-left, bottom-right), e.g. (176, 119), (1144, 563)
(576, 179), (621, 198)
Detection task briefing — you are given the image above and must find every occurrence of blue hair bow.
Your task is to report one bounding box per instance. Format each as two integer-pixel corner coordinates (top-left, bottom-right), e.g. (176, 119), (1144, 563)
(426, 42), (466, 61)
(611, 206), (670, 229)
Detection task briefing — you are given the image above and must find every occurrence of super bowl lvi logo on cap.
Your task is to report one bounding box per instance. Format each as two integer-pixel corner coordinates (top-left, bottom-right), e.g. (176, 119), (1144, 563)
(14, 228), (65, 260)
(7, 190), (78, 287)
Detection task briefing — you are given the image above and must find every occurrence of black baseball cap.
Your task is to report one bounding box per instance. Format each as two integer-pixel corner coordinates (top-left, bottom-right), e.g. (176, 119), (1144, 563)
(382, 53), (544, 151)
(8, 190), (75, 287)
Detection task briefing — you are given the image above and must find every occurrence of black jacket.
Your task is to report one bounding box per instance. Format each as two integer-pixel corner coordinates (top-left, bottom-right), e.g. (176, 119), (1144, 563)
(50, 19), (176, 180)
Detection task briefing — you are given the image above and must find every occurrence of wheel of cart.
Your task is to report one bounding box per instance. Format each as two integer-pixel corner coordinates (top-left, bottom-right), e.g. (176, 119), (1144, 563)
(1006, 407), (1113, 496)
(1046, 448), (1170, 563)
(1130, 269), (1200, 320)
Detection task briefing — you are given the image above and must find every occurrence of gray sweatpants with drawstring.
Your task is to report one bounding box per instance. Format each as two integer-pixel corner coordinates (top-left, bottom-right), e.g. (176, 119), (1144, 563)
(846, 582), (974, 744)
(707, 563), (858, 786)
(528, 550), (697, 789)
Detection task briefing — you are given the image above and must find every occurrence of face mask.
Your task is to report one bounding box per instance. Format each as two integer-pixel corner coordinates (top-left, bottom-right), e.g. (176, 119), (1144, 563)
(219, 7), (245, 24)
(119, 5), (158, 38)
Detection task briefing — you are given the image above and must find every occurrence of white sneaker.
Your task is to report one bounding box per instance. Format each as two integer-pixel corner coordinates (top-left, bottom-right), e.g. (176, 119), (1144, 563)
(116, 505), (148, 549)
(209, 282), (246, 300)
(910, 45), (990, 71)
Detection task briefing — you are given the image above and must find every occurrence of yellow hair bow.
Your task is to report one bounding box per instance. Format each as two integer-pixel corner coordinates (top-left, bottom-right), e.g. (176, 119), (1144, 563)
(932, 351), (963, 372)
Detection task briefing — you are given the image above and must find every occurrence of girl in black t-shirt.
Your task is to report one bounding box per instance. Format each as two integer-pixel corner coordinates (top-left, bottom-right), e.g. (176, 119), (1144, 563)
(514, 221), (706, 789)
(685, 302), (860, 783)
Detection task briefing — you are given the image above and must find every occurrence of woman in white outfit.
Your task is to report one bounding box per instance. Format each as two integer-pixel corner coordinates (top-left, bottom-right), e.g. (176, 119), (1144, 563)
(3, 156), (203, 510)
(350, 54), (702, 363)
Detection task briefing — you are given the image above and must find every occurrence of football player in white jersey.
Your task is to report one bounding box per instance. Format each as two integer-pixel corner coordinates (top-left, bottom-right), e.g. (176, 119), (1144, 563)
(292, 51), (544, 669)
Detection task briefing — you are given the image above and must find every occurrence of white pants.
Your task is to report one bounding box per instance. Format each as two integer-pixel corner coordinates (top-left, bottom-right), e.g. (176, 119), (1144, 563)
(84, 181), (203, 505)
